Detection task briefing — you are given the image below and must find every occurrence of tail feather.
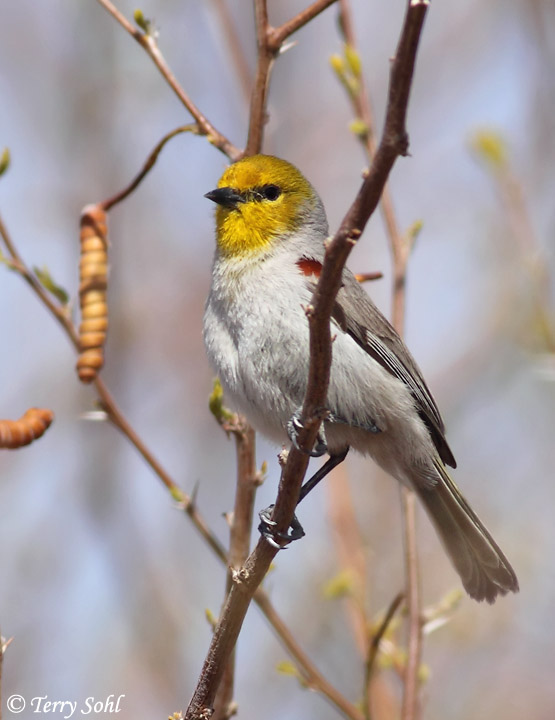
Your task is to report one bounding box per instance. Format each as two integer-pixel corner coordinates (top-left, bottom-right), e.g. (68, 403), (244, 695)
(414, 460), (519, 603)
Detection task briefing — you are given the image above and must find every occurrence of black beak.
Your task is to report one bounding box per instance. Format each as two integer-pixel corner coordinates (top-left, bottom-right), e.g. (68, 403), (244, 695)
(204, 187), (244, 209)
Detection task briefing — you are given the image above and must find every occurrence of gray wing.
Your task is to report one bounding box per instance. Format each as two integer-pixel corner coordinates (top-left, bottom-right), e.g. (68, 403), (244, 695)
(328, 268), (456, 468)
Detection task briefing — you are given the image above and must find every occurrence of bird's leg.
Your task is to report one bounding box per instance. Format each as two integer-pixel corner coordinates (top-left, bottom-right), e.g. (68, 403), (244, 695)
(298, 447), (349, 503)
(258, 448), (350, 548)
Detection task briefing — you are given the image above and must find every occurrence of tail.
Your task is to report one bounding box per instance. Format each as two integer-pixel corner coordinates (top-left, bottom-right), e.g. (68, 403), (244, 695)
(413, 460), (519, 603)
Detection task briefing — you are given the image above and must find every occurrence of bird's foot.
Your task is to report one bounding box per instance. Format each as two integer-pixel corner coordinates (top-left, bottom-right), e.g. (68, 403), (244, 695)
(287, 408), (328, 457)
(258, 505), (305, 549)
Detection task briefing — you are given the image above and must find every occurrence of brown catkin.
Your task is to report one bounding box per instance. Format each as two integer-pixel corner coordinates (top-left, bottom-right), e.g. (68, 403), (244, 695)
(0, 408), (54, 449)
(77, 204), (108, 383)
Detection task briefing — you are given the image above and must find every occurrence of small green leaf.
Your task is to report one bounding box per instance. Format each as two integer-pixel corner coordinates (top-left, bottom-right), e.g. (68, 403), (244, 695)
(33, 266), (70, 305)
(208, 378), (234, 424)
(133, 9), (150, 32)
(0, 147), (10, 176)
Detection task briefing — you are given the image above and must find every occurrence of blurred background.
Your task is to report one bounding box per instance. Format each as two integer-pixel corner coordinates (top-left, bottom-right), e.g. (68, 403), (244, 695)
(1, 0), (554, 718)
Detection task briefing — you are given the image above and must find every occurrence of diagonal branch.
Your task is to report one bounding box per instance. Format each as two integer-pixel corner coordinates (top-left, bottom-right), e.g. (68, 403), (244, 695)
(184, 3), (429, 717)
(268, 0), (339, 51)
(95, 0), (241, 161)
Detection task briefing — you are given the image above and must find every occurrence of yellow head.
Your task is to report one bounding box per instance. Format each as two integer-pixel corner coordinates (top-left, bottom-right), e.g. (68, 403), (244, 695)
(205, 155), (320, 258)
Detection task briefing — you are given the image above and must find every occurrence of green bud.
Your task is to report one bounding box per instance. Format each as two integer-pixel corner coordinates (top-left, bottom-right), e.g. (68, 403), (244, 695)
(0, 147), (10, 176)
(276, 661), (298, 677)
(133, 9), (150, 33)
(349, 118), (369, 139)
(208, 378), (233, 424)
(344, 44), (362, 78)
(470, 130), (508, 170)
(205, 608), (217, 630)
(329, 53), (346, 75)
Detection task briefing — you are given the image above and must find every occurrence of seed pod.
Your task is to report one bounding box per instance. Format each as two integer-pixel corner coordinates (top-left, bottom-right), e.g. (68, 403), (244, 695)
(0, 408), (54, 449)
(77, 204), (108, 383)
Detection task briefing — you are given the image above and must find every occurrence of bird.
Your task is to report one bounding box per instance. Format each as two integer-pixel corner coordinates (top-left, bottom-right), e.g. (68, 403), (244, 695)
(203, 153), (519, 603)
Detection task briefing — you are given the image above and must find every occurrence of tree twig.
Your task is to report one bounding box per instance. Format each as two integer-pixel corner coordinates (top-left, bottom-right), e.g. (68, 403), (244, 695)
(255, 592), (365, 720)
(334, 3), (425, 715)
(213, 423), (258, 720)
(245, 0), (339, 156)
(211, 0), (252, 101)
(389, 227), (421, 720)
(184, 3), (429, 716)
(268, 0), (339, 50)
(95, 0), (241, 160)
(102, 126), (199, 212)
(362, 592), (404, 720)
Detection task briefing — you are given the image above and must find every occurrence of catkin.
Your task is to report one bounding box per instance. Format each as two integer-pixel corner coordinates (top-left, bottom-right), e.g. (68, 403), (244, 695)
(0, 408), (54, 449)
(76, 204), (108, 383)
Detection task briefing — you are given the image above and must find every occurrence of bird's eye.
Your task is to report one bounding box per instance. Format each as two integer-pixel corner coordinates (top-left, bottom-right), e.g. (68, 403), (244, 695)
(261, 184), (281, 201)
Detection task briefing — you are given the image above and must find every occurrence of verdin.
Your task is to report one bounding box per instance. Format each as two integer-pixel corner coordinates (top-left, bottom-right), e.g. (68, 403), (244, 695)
(203, 154), (518, 603)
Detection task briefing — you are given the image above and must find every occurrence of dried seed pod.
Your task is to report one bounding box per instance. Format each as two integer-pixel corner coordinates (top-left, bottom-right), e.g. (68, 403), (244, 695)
(0, 408), (54, 449)
(77, 204), (108, 383)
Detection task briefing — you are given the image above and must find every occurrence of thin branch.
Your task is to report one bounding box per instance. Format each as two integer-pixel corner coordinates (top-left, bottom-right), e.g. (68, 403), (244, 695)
(335, 3), (424, 716)
(211, 0), (252, 101)
(362, 592), (404, 720)
(102, 125), (198, 212)
(399, 490), (421, 720)
(336, 0), (403, 254)
(268, 0), (339, 50)
(245, 0), (339, 156)
(389, 226), (421, 720)
(185, 3), (429, 717)
(0, 215), (79, 347)
(244, 0), (273, 156)
(327, 463), (369, 659)
(213, 424), (258, 720)
(255, 593), (365, 720)
(95, 0), (241, 161)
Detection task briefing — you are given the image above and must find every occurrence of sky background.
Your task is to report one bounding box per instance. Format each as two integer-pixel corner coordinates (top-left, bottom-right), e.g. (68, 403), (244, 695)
(1, 1), (554, 718)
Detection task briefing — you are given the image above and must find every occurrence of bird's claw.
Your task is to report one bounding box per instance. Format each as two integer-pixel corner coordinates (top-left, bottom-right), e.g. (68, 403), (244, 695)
(287, 410), (328, 457)
(258, 505), (305, 549)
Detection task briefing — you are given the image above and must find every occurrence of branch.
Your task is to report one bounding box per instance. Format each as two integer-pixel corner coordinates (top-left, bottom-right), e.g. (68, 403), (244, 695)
(255, 593), (365, 720)
(211, 0), (252, 101)
(101, 125), (199, 211)
(244, 0), (272, 157)
(245, 0), (339, 156)
(213, 422), (258, 720)
(335, 3), (425, 716)
(184, 3), (429, 716)
(95, 0), (241, 161)
(268, 0), (339, 50)
(362, 592), (404, 718)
